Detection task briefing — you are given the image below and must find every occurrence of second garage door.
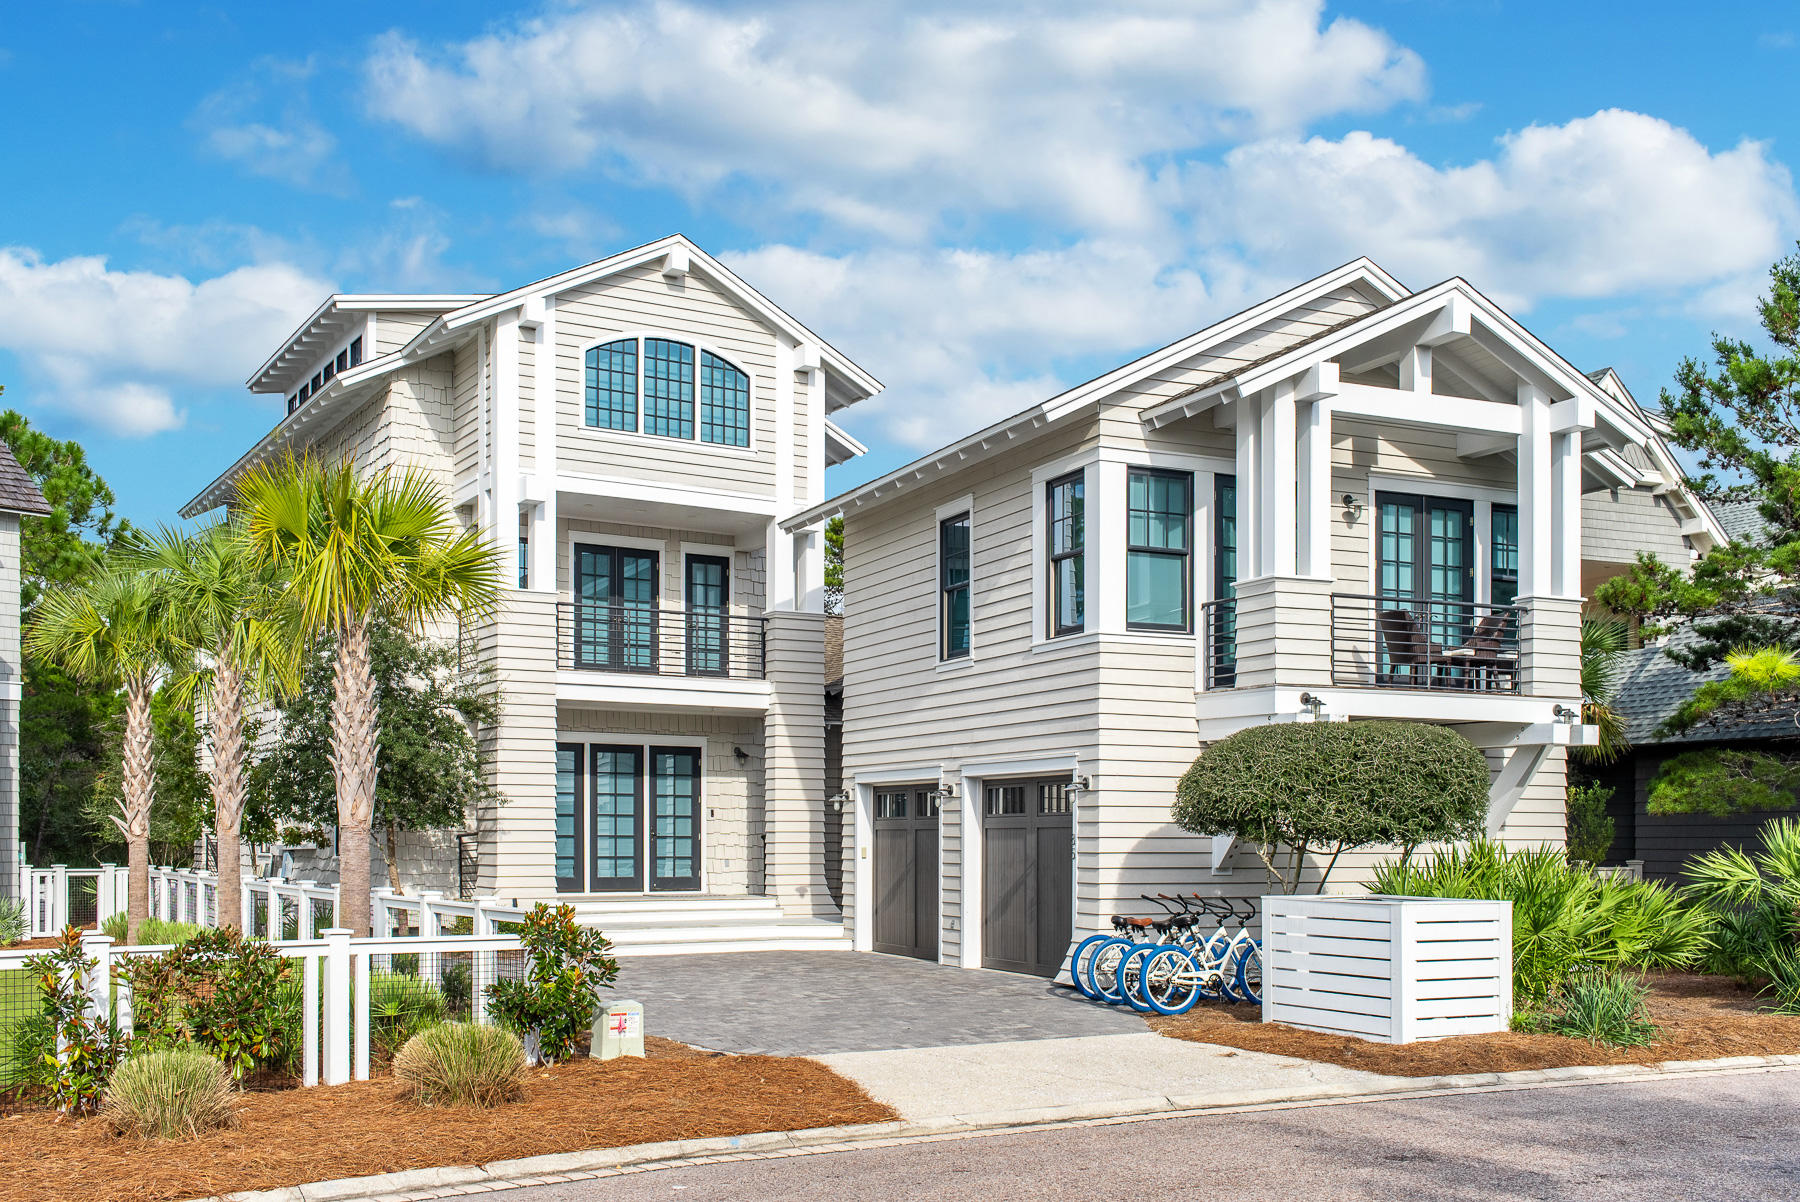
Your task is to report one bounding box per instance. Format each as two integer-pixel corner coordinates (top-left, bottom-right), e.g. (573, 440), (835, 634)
(872, 786), (939, 960)
(981, 777), (1073, 977)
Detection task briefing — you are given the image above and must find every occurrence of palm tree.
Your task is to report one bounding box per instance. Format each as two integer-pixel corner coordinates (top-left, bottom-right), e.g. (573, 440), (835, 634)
(27, 566), (184, 943)
(129, 521), (297, 931)
(236, 455), (500, 935)
(1576, 616), (1631, 765)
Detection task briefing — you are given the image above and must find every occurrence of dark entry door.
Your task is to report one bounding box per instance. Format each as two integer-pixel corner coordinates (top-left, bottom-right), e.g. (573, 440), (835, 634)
(649, 746), (703, 891)
(574, 544), (660, 671)
(982, 778), (1073, 977)
(685, 555), (730, 677)
(872, 787), (940, 960)
(589, 745), (644, 891)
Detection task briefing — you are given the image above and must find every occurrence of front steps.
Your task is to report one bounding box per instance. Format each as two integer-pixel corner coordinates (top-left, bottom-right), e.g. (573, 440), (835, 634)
(564, 894), (852, 957)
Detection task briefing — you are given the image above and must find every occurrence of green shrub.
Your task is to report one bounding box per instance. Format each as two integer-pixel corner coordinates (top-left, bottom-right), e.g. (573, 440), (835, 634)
(1565, 780), (1616, 866)
(1175, 721), (1490, 892)
(1545, 970), (1658, 1047)
(442, 959), (473, 1018)
(1685, 817), (1800, 1012)
(369, 969), (447, 1059)
(101, 914), (204, 946)
(393, 1022), (525, 1107)
(22, 928), (128, 1113)
(0, 897), (26, 946)
(487, 903), (618, 1065)
(101, 1046), (237, 1139)
(1372, 840), (1713, 1007)
(119, 927), (292, 1078)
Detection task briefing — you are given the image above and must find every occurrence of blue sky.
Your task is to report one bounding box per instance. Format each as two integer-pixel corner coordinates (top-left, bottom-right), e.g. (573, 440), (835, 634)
(1, 1), (1796, 526)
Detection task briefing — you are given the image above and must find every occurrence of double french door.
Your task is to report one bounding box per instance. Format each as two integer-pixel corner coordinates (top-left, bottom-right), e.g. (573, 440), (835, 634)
(573, 545), (659, 671)
(554, 743), (703, 892)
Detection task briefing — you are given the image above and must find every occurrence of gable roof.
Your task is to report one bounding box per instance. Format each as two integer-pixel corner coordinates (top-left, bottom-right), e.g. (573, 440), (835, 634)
(1614, 633), (1800, 747)
(0, 441), (49, 517)
(784, 256), (1408, 531)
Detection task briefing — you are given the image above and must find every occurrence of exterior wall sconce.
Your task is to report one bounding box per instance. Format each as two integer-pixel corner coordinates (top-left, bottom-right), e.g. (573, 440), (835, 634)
(935, 781), (959, 801)
(1341, 493), (1365, 523)
(1068, 775), (1092, 801)
(733, 746), (750, 763)
(828, 791), (850, 814)
(1552, 704), (1578, 723)
(1299, 692), (1327, 718)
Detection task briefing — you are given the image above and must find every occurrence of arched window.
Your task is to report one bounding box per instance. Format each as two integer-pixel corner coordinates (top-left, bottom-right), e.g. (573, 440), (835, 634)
(700, 351), (750, 447)
(643, 338), (695, 438)
(585, 339), (638, 431)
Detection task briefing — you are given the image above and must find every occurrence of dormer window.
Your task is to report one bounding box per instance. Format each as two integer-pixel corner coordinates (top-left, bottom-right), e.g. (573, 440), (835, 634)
(583, 336), (751, 447)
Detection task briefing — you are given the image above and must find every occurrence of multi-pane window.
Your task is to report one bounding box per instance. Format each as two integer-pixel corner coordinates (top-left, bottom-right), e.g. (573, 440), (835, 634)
(700, 351), (750, 446)
(287, 336), (366, 416)
(1491, 504), (1519, 607)
(984, 784), (1027, 816)
(1047, 471), (1085, 637)
(876, 791), (908, 819)
(518, 537), (529, 589)
(585, 338), (638, 431)
(1126, 469), (1192, 631)
(940, 512), (971, 660)
(643, 338), (696, 438)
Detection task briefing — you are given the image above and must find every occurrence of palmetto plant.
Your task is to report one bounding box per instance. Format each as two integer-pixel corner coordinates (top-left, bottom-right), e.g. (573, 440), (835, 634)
(236, 455), (500, 935)
(27, 566), (184, 944)
(1684, 817), (1800, 1012)
(127, 520), (297, 931)
(1576, 616), (1631, 765)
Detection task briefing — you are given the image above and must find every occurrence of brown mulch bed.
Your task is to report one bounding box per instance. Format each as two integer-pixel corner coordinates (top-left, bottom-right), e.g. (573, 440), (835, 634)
(1149, 972), (1800, 1076)
(0, 1037), (894, 1202)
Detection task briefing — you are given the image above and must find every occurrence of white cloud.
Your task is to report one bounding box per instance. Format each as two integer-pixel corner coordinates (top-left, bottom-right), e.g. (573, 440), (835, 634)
(364, 0), (1425, 236)
(0, 249), (330, 436)
(1187, 110), (1798, 309)
(194, 59), (349, 192)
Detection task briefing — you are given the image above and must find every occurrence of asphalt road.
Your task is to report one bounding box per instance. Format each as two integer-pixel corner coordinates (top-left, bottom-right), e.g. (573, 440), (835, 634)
(491, 1070), (1800, 1202)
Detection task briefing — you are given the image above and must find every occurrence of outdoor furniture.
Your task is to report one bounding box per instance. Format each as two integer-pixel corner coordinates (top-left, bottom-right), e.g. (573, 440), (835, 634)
(1442, 610), (1520, 691)
(1376, 607), (1430, 682)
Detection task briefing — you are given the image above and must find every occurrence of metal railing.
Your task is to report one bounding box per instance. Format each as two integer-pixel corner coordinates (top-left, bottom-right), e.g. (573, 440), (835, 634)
(1201, 597), (1237, 690)
(556, 599), (766, 679)
(1331, 593), (1522, 693)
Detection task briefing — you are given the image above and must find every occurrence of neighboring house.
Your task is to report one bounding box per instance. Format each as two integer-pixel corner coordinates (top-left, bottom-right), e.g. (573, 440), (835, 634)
(0, 441), (49, 899)
(182, 235), (877, 947)
(786, 259), (1722, 978)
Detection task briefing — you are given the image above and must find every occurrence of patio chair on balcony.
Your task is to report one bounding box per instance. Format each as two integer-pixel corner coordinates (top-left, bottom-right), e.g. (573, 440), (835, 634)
(1376, 606), (1430, 684)
(1442, 610), (1519, 692)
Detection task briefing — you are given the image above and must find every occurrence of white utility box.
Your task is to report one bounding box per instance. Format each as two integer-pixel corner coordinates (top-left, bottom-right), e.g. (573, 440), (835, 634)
(1261, 895), (1512, 1044)
(592, 999), (646, 1060)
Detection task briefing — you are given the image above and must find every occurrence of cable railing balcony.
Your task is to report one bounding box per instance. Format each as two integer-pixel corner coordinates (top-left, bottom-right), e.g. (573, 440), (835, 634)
(1331, 593), (1522, 694)
(556, 599), (767, 680)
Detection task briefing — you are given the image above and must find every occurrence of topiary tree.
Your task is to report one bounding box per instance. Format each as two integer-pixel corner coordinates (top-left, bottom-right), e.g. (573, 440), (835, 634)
(1173, 721), (1491, 893)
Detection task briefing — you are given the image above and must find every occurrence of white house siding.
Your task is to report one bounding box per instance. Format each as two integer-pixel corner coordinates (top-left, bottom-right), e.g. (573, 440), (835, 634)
(1582, 485), (1689, 571)
(518, 322), (536, 476)
(0, 515), (19, 898)
(764, 611), (830, 917)
(373, 312), (433, 356)
(551, 263), (779, 499)
(556, 707), (767, 897)
(307, 356), (458, 492)
(476, 591), (559, 899)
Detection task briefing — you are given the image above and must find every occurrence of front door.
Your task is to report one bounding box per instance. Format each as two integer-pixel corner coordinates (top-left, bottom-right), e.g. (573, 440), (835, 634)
(589, 745), (644, 891)
(574, 544), (660, 671)
(982, 778), (1073, 977)
(648, 746), (703, 891)
(872, 787), (939, 960)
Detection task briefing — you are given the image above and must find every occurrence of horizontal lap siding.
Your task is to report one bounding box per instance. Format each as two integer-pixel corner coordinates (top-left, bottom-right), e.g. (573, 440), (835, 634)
(374, 312), (432, 356)
(553, 264), (778, 497)
(518, 327), (535, 475)
(556, 517), (763, 616)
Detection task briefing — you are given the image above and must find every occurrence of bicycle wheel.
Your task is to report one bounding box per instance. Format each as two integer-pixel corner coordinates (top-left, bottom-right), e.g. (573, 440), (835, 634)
(1070, 934), (1112, 999)
(1141, 946), (1202, 1015)
(1233, 941), (1263, 1005)
(1116, 943), (1161, 1013)
(1087, 937), (1134, 1003)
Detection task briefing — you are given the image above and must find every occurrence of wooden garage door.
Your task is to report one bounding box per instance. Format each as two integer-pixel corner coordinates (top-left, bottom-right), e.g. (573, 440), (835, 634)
(872, 787), (940, 960)
(981, 778), (1073, 977)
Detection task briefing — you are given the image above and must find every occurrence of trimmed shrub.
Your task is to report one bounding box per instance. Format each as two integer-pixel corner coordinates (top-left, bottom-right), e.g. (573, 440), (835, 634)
(102, 1047), (237, 1139)
(118, 927), (292, 1077)
(393, 1022), (526, 1108)
(369, 970), (447, 1059)
(1565, 780), (1616, 866)
(1372, 840), (1713, 1007)
(487, 903), (618, 1065)
(1175, 721), (1490, 892)
(1684, 817), (1800, 1013)
(1545, 970), (1658, 1047)
(101, 914), (204, 946)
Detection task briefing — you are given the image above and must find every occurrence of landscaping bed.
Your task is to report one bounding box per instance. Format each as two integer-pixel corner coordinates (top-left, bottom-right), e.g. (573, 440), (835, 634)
(1149, 973), (1800, 1076)
(0, 1037), (895, 1202)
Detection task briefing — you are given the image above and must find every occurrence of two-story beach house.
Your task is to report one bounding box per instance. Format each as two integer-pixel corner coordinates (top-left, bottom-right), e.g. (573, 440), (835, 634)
(784, 259), (1721, 978)
(182, 235), (877, 951)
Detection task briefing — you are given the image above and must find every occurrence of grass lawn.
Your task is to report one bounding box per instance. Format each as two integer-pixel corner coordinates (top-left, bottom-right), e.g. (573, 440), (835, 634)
(0, 965), (41, 1087)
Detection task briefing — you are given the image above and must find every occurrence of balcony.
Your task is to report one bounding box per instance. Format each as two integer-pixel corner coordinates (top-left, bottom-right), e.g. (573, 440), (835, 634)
(556, 600), (766, 681)
(1330, 593), (1521, 694)
(1201, 597), (1237, 691)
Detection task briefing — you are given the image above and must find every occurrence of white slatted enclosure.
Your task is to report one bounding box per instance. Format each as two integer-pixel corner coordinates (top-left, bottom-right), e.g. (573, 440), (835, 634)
(1261, 895), (1513, 1044)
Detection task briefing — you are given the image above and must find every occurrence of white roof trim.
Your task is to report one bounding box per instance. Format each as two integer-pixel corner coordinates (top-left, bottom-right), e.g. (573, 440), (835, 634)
(824, 418), (867, 467)
(247, 294), (487, 392)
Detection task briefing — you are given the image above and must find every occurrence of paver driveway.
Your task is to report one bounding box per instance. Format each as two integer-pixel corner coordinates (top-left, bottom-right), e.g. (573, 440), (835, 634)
(615, 951), (1142, 1055)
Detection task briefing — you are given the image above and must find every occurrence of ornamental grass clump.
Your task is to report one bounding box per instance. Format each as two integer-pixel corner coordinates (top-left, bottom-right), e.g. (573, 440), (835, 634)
(1545, 970), (1658, 1048)
(393, 1022), (526, 1108)
(101, 1047), (238, 1139)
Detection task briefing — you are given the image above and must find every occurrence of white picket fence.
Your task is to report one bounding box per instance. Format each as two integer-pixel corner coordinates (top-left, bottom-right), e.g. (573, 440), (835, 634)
(20, 863), (525, 941)
(0, 929), (528, 1088)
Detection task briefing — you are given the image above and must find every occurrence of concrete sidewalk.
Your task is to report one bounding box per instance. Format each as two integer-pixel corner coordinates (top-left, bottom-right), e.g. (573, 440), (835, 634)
(817, 1031), (1407, 1123)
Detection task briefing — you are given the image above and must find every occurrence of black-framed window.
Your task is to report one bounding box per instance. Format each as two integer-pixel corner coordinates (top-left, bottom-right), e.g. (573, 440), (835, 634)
(1126, 469), (1192, 631)
(940, 512), (970, 660)
(1491, 504), (1519, 607)
(649, 746), (702, 891)
(1047, 471), (1085, 637)
(573, 543), (660, 671)
(554, 743), (584, 892)
(700, 351), (750, 447)
(518, 536), (529, 589)
(586, 338), (638, 431)
(348, 336), (363, 367)
(685, 554), (730, 676)
(644, 338), (695, 438)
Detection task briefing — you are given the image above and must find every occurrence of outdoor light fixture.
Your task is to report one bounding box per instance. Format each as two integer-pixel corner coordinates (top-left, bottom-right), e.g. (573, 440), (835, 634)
(733, 745), (750, 762)
(935, 780), (959, 801)
(1299, 692), (1327, 718)
(1552, 704), (1578, 723)
(1341, 493), (1365, 522)
(828, 791), (850, 814)
(1068, 775), (1092, 800)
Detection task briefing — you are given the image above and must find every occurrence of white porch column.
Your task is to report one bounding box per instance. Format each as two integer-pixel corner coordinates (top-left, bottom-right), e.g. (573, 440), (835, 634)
(1515, 383), (1553, 599)
(528, 298), (557, 592)
(1296, 364), (1337, 579)
(1551, 429), (1582, 599)
(1259, 382), (1298, 578)
(1235, 392), (1263, 579)
(491, 309), (523, 566)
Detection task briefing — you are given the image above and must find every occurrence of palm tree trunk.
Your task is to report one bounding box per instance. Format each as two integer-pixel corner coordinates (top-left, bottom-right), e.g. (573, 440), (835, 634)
(330, 615), (379, 935)
(116, 677), (156, 944)
(209, 658), (247, 931)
